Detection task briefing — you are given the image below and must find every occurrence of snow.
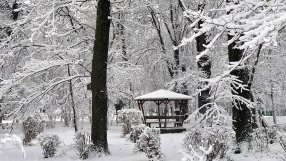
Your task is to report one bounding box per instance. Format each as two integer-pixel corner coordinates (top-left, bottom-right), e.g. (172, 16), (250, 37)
(0, 121), (187, 161)
(134, 89), (192, 101)
(0, 119), (284, 161)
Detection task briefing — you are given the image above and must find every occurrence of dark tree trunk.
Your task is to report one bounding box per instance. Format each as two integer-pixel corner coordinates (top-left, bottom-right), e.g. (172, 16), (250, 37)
(12, 2), (19, 21)
(226, 0), (252, 149)
(0, 108), (3, 124)
(67, 65), (78, 133)
(117, 12), (127, 61)
(228, 36), (252, 146)
(91, 0), (110, 154)
(196, 4), (211, 114)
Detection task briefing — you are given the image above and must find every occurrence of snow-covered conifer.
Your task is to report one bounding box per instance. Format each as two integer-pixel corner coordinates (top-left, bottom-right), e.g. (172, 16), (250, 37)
(128, 124), (147, 143)
(74, 131), (92, 159)
(117, 109), (143, 137)
(22, 116), (39, 145)
(134, 127), (164, 160)
(38, 133), (62, 158)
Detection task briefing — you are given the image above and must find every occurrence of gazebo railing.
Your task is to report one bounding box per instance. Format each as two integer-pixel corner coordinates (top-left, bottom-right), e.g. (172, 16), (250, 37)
(144, 115), (185, 128)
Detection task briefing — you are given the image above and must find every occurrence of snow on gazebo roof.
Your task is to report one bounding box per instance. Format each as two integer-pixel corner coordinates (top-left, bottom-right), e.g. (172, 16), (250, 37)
(134, 89), (192, 101)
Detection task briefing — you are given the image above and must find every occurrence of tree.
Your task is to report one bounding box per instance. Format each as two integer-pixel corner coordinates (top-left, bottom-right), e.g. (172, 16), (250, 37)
(195, 3), (211, 114)
(0, 0), (93, 132)
(228, 28), (252, 150)
(91, 0), (111, 154)
(179, 0), (286, 149)
(225, 0), (252, 150)
(0, 0), (19, 123)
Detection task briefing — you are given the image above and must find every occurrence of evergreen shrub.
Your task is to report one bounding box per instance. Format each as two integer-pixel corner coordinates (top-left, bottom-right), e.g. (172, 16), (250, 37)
(128, 124), (147, 143)
(74, 131), (92, 159)
(117, 109), (143, 137)
(38, 133), (62, 158)
(22, 117), (39, 145)
(134, 127), (164, 160)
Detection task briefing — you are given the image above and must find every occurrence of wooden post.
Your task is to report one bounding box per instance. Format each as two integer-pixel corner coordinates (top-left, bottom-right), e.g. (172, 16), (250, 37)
(137, 101), (146, 124)
(163, 100), (170, 128)
(154, 101), (162, 127)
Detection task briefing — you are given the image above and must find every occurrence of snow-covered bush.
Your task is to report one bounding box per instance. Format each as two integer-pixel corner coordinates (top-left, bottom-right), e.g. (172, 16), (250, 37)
(22, 117), (39, 145)
(182, 126), (233, 161)
(38, 133), (62, 158)
(74, 131), (92, 159)
(128, 124), (147, 143)
(250, 127), (270, 152)
(134, 127), (164, 160)
(117, 109), (143, 137)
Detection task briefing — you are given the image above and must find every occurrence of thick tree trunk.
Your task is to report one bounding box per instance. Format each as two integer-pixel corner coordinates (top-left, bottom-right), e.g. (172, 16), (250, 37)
(91, 0), (110, 154)
(196, 4), (211, 114)
(228, 36), (252, 147)
(226, 0), (252, 151)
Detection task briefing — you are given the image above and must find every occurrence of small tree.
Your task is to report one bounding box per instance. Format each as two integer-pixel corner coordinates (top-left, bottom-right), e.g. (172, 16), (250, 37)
(22, 117), (39, 145)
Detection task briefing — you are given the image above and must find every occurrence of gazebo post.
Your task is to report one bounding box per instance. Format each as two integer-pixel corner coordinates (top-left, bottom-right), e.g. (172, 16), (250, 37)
(184, 100), (188, 114)
(154, 101), (162, 127)
(162, 100), (170, 128)
(137, 100), (146, 124)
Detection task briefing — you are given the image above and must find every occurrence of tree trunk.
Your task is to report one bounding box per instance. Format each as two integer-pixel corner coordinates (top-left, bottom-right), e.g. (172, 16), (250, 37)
(228, 36), (252, 148)
(0, 108), (3, 124)
(271, 82), (277, 126)
(196, 4), (211, 114)
(91, 0), (110, 154)
(226, 0), (252, 151)
(117, 12), (127, 61)
(12, 2), (19, 21)
(67, 64), (78, 133)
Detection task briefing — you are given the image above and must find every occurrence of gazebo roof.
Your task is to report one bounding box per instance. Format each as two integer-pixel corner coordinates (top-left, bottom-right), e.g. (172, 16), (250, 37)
(134, 89), (192, 101)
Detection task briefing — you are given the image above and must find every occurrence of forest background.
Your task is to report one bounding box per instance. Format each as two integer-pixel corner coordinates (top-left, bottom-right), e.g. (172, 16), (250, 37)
(1, 0), (286, 156)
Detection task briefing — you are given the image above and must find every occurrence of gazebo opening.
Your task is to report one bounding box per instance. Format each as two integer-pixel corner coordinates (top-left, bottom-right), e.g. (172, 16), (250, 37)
(134, 89), (192, 133)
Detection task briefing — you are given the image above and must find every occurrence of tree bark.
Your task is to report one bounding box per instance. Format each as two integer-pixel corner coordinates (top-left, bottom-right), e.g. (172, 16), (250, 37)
(91, 0), (110, 154)
(271, 82), (277, 126)
(117, 12), (127, 61)
(226, 0), (252, 151)
(228, 36), (252, 146)
(67, 64), (78, 133)
(12, 2), (19, 21)
(0, 108), (3, 124)
(196, 4), (211, 114)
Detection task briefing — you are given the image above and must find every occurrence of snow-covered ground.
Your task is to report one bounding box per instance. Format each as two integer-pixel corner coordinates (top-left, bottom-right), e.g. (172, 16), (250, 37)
(0, 118), (284, 161)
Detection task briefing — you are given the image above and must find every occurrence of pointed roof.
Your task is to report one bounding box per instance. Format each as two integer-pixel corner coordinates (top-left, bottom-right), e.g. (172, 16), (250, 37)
(134, 89), (192, 101)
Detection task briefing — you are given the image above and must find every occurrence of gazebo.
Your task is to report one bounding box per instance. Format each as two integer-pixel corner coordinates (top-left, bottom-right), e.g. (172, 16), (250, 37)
(134, 89), (192, 133)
